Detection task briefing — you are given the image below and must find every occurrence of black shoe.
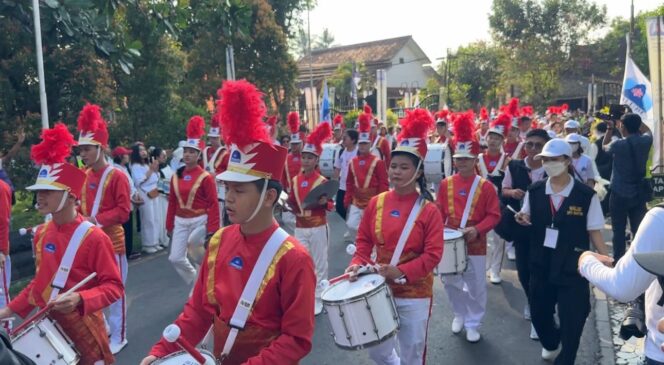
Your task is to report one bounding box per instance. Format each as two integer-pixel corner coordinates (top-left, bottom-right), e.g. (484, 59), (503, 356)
(619, 300), (646, 340)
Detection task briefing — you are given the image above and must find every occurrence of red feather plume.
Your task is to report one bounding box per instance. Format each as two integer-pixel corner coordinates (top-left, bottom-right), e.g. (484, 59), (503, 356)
(453, 111), (475, 143)
(561, 103), (569, 112)
(364, 104), (372, 116)
(306, 122), (332, 147)
(219, 80), (270, 147)
(211, 110), (222, 128)
(436, 109), (449, 120)
(31, 123), (75, 165)
(358, 112), (371, 133)
(287, 112), (300, 134)
(520, 106), (533, 117)
(266, 115), (277, 128)
(77, 103), (103, 132)
(480, 107), (489, 121)
(186, 116), (205, 139)
(398, 109), (434, 141)
(491, 114), (512, 134)
(507, 98), (520, 117)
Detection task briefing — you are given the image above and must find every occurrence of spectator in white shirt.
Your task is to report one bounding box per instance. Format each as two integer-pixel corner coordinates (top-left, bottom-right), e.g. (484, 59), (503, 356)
(565, 134), (596, 188)
(333, 129), (358, 221)
(130, 143), (163, 254)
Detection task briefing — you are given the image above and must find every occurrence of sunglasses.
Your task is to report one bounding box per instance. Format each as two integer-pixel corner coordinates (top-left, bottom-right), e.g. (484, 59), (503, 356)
(524, 142), (544, 150)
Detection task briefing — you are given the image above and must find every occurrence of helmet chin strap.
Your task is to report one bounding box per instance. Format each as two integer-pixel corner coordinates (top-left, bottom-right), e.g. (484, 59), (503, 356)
(95, 146), (101, 164)
(55, 191), (69, 213)
(245, 179), (268, 223)
(397, 160), (422, 188)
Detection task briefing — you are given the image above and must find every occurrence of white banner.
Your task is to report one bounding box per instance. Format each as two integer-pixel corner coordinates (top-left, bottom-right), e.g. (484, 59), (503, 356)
(646, 17), (664, 172)
(620, 56), (654, 132)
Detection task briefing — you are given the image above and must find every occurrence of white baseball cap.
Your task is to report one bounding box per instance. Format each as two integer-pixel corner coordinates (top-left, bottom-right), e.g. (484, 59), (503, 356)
(564, 133), (581, 144)
(564, 120), (580, 129)
(535, 138), (572, 160)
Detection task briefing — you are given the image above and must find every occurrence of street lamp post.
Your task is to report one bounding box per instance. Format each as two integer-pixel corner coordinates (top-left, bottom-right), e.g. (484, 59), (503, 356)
(32, 0), (49, 130)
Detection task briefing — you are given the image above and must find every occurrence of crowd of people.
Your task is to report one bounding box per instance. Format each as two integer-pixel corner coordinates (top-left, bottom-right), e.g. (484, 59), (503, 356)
(0, 78), (662, 365)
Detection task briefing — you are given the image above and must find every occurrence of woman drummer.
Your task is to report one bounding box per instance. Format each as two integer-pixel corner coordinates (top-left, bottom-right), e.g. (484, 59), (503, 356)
(346, 109), (444, 365)
(165, 116), (219, 285)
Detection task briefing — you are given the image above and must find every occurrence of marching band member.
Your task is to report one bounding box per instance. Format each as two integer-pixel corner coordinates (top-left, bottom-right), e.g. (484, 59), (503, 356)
(76, 104), (131, 355)
(514, 139), (609, 364)
(344, 111), (389, 243)
(203, 112), (229, 222)
(518, 107), (534, 141)
(142, 80), (315, 365)
(478, 114), (512, 285)
(332, 115), (344, 144)
(0, 124), (123, 365)
(165, 116), (220, 285)
(266, 115), (280, 146)
(565, 133), (596, 188)
(435, 110), (452, 144)
(281, 112), (304, 231)
(501, 128), (551, 339)
(288, 122), (334, 315)
(370, 113), (392, 168)
(476, 108), (490, 150)
(438, 111), (501, 343)
(0, 179), (10, 331)
(347, 108), (443, 365)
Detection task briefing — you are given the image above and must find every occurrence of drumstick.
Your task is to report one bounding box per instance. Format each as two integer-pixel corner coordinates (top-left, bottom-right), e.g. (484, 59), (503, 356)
(506, 205), (519, 215)
(11, 272), (97, 336)
(163, 324), (209, 365)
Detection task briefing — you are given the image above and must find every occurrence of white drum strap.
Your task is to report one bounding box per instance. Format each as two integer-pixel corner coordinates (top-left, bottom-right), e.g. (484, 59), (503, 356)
(49, 221), (94, 301)
(511, 142), (524, 160)
(90, 165), (114, 218)
(492, 153), (507, 176)
(221, 227), (289, 358)
(389, 197), (424, 266)
(477, 154), (489, 178)
(203, 147), (210, 170)
(443, 144), (452, 178)
(208, 147), (224, 173)
(459, 176), (481, 229)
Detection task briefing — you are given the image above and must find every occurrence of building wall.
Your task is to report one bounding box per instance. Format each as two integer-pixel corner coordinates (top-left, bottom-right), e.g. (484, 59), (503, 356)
(385, 41), (430, 89)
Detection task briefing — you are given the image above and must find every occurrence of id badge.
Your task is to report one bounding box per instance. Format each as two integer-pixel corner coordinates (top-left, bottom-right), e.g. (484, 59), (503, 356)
(544, 227), (559, 249)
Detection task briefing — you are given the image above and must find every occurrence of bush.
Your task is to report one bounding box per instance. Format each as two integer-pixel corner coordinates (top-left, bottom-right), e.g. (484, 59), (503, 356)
(343, 109), (360, 129)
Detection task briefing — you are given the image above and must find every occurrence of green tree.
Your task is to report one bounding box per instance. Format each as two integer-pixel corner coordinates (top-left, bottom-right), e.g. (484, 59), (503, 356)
(314, 28), (335, 50)
(443, 42), (501, 109)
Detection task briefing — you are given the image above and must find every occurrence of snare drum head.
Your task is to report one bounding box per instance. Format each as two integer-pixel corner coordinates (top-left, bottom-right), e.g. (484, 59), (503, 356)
(322, 274), (385, 302)
(444, 227), (463, 240)
(155, 350), (216, 364)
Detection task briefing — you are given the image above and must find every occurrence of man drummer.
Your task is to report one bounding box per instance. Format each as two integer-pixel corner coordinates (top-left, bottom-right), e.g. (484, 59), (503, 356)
(203, 112), (229, 223)
(345, 111), (389, 244)
(477, 114), (512, 285)
(287, 122), (334, 316)
(437, 111), (501, 343)
(141, 80), (316, 365)
(282, 112), (305, 231)
(332, 115), (344, 144)
(0, 123), (123, 365)
(370, 116), (392, 169)
(76, 104), (131, 355)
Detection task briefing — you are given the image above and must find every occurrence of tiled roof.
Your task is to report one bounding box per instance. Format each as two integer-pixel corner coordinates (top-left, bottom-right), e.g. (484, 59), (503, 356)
(297, 36), (413, 67)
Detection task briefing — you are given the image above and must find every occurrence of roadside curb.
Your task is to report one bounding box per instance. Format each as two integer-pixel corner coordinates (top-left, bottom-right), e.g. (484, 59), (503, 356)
(593, 286), (616, 365)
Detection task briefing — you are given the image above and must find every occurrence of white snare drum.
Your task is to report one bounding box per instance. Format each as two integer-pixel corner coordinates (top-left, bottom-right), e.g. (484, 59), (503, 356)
(424, 144), (452, 185)
(320, 143), (342, 178)
(321, 274), (399, 350)
(153, 350), (218, 364)
(12, 317), (79, 365)
(438, 227), (468, 275)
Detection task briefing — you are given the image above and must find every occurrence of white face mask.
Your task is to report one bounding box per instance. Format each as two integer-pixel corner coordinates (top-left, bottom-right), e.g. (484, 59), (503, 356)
(543, 161), (568, 177)
(570, 144), (579, 153)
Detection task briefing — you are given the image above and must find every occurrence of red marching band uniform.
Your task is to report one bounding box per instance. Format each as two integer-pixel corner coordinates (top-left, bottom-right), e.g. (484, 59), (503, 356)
(202, 112), (229, 176)
(282, 112), (304, 193)
(365, 105), (391, 169)
(149, 80), (316, 364)
(76, 103), (131, 353)
(9, 124), (123, 365)
(349, 109), (443, 364)
(332, 115), (344, 144)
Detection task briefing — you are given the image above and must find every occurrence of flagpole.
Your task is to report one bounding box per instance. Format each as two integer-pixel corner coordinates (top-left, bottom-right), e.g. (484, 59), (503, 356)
(32, 0), (49, 130)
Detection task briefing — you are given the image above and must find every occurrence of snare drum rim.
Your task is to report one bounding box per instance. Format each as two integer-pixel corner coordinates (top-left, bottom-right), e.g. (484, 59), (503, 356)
(154, 349), (219, 364)
(333, 327), (399, 351)
(321, 276), (388, 305)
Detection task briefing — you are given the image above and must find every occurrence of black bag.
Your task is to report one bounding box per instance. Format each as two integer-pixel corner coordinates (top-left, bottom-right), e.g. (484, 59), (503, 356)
(0, 329), (36, 365)
(494, 203), (515, 242)
(626, 137), (653, 203)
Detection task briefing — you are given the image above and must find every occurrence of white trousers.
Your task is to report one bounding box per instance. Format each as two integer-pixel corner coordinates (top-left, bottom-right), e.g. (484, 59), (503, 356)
(443, 255), (487, 330)
(0, 256), (11, 332)
(156, 195), (169, 246)
(346, 204), (364, 242)
(138, 190), (160, 248)
(281, 211), (296, 233)
(107, 254), (128, 344)
(294, 225), (329, 299)
(486, 230), (505, 275)
(169, 215), (207, 285)
(368, 298), (431, 365)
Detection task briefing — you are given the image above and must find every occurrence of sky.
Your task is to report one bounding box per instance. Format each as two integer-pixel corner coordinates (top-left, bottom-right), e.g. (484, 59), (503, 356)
(303, 0), (663, 63)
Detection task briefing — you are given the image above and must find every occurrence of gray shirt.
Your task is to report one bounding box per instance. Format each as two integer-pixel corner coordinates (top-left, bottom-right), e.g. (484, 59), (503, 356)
(606, 133), (653, 198)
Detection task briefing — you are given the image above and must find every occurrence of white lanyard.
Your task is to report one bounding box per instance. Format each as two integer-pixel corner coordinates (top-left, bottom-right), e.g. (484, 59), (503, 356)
(460, 176), (481, 229)
(207, 147), (224, 173)
(221, 227), (289, 358)
(90, 165), (114, 218)
(389, 197), (424, 266)
(49, 221), (94, 301)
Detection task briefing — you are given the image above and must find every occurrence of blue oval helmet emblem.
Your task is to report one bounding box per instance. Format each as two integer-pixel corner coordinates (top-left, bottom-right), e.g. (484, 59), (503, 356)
(401, 140), (409, 146)
(231, 150), (241, 163)
(38, 169), (48, 177)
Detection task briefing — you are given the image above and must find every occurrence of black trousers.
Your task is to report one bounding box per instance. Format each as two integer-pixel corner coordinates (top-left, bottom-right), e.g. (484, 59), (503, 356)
(123, 211), (134, 258)
(529, 274), (590, 365)
(335, 190), (347, 220)
(514, 236), (531, 298)
(610, 192), (647, 261)
(646, 357), (664, 365)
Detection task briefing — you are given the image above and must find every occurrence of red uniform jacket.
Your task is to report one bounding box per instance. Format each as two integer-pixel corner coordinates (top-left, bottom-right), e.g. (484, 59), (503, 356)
(203, 146), (229, 175)
(9, 215), (124, 364)
(166, 165), (220, 234)
(79, 165), (131, 254)
(351, 191), (443, 298)
(0, 180), (10, 255)
(150, 223), (316, 364)
(288, 170), (333, 228)
(282, 153), (302, 193)
(373, 136), (392, 168)
(436, 174), (501, 255)
(344, 154), (389, 209)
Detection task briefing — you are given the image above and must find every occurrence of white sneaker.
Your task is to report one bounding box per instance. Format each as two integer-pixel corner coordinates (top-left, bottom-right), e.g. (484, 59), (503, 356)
(142, 247), (158, 254)
(529, 323), (539, 340)
(507, 246), (516, 261)
(451, 316), (464, 334)
(314, 300), (323, 316)
(466, 328), (481, 343)
(541, 345), (561, 361)
(489, 271), (502, 284)
(110, 339), (128, 355)
(524, 304), (531, 321)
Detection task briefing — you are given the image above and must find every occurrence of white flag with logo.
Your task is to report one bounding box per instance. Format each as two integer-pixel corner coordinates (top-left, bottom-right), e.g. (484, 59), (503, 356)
(621, 55), (654, 132)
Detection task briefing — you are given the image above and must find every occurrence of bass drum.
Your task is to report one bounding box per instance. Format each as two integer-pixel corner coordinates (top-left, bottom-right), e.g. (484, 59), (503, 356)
(424, 143), (452, 187)
(320, 143), (342, 178)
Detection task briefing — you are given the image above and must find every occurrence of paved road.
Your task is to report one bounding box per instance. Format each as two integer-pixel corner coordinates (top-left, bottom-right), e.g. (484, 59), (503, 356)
(116, 212), (600, 364)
